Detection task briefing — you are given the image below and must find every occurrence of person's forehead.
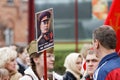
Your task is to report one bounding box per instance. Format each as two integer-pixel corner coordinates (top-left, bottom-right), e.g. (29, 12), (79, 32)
(86, 54), (98, 60)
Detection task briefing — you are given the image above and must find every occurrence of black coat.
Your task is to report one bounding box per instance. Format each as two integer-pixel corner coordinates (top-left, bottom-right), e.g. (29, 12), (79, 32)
(38, 32), (53, 51)
(17, 63), (26, 75)
(63, 71), (77, 80)
(84, 74), (93, 80)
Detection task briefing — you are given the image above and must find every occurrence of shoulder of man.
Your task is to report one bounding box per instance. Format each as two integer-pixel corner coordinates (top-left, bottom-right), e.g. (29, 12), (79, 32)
(96, 56), (120, 80)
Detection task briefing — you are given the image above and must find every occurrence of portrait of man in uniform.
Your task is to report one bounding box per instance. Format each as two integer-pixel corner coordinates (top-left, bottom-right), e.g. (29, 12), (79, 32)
(35, 8), (54, 52)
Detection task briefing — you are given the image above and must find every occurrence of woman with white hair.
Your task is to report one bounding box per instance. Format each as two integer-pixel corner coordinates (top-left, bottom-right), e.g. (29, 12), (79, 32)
(0, 47), (22, 80)
(63, 53), (83, 80)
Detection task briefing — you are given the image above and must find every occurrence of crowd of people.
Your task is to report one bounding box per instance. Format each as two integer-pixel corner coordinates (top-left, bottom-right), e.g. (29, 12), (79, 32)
(0, 25), (120, 80)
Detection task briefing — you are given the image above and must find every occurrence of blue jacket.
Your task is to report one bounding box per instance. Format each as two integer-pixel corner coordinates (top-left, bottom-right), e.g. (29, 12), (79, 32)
(93, 52), (120, 80)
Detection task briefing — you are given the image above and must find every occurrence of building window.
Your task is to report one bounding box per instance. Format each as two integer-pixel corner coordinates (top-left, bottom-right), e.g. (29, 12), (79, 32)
(4, 27), (14, 46)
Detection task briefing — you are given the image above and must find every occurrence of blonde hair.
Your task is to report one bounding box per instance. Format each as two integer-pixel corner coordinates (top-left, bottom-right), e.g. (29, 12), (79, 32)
(0, 47), (17, 68)
(80, 44), (92, 59)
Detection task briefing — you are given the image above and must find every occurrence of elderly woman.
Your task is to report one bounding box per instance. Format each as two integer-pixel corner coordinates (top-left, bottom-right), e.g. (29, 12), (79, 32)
(63, 53), (83, 80)
(0, 47), (22, 80)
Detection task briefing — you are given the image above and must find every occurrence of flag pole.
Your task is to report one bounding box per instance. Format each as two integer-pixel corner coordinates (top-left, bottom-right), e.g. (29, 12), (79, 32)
(75, 0), (79, 52)
(28, 0), (35, 43)
(44, 50), (47, 80)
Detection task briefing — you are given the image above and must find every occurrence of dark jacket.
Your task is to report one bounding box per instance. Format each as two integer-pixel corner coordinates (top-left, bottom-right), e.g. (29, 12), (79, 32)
(17, 62), (26, 75)
(63, 71), (77, 80)
(85, 74), (93, 80)
(38, 32), (53, 51)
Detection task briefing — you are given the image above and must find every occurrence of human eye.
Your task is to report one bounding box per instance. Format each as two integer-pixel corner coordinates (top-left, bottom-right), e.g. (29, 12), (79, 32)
(11, 58), (16, 62)
(86, 60), (90, 63)
(47, 54), (55, 58)
(92, 59), (98, 62)
(47, 55), (51, 58)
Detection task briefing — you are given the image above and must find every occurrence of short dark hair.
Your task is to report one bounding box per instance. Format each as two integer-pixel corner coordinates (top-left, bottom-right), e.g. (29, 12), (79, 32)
(93, 25), (116, 49)
(16, 46), (25, 54)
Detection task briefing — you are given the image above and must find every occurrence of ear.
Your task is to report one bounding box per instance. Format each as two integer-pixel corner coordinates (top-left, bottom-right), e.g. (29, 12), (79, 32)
(33, 57), (39, 64)
(94, 39), (99, 49)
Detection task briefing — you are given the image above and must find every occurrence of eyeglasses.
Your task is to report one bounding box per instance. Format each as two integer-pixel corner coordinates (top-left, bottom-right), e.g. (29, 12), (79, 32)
(41, 19), (49, 25)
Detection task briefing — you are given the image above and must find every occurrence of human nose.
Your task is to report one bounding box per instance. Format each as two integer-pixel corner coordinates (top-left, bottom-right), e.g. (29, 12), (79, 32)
(51, 57), (55, 62)
(51, 55), (55, 60)
(88, 61), (93, 66)
(13, 60), (17, 66)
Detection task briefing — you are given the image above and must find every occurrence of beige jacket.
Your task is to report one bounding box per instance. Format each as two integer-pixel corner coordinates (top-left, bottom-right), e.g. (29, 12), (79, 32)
(10, 71), (22, 80)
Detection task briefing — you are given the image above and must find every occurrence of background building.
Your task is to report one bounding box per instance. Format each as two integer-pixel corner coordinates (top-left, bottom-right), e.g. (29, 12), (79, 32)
(0, 0), (112, 47)
(0, 0), (28, 46)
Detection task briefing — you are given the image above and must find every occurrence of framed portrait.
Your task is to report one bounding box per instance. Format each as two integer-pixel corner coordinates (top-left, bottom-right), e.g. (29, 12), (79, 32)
(35, 8), (54, 52)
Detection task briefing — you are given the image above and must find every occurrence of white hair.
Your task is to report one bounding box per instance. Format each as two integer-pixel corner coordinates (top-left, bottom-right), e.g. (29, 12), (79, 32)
(0, 47), (17, 68)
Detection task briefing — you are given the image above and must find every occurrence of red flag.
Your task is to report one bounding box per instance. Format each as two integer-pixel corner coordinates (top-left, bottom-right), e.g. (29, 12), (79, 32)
(104, 0), (120, 54)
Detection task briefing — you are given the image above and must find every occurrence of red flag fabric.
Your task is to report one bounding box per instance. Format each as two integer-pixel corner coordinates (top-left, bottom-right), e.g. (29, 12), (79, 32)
(104, 0), (120, 53)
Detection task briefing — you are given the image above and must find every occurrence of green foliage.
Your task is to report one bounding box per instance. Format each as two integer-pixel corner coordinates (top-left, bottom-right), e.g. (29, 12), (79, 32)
(53, 43), (83, 74)
(54, 49), (74, 74)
